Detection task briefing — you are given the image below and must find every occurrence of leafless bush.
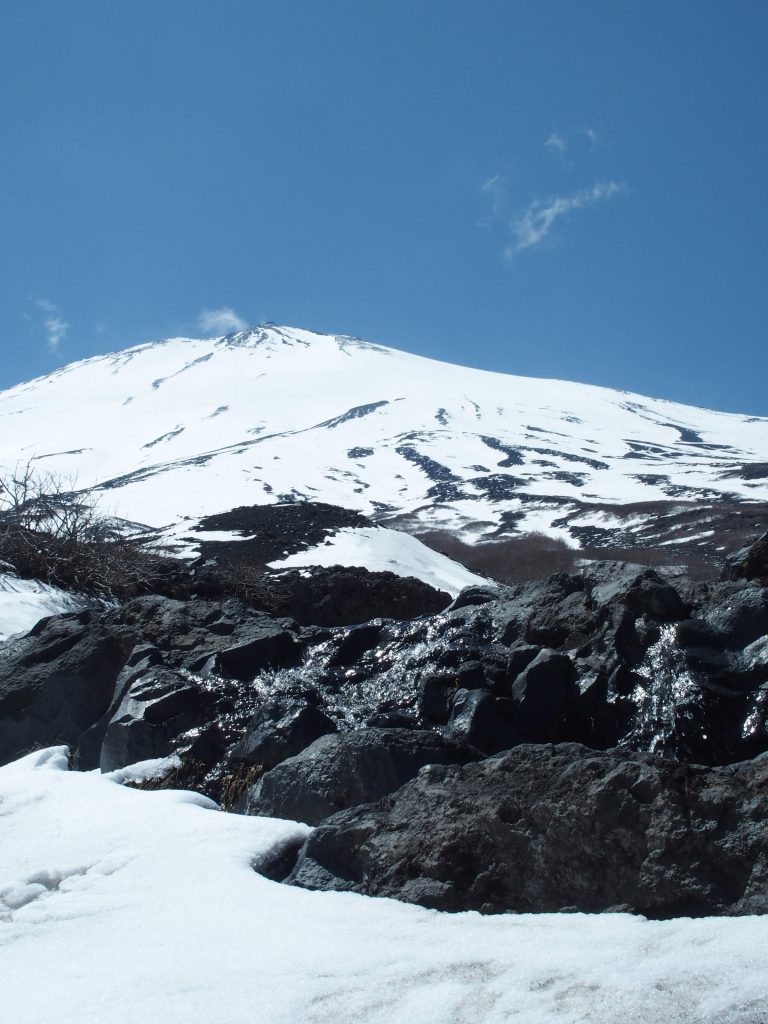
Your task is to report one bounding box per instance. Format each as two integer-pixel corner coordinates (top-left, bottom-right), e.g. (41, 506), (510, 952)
(0, 464), (172, 598)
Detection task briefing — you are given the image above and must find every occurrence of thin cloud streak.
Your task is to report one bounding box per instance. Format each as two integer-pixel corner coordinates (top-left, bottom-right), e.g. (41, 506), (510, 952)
(543, 132), (567, 155)
(480, 174), (507, 216)
(507, 181), (623, 254)
(36, 299), (69, 352)
(198, 307), (248, 335)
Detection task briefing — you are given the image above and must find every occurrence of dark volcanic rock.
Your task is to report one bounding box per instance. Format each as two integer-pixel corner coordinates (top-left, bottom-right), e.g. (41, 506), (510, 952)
(447, 688), (520, 754)
(257, 566), (451, 627)
(78, 644), (164, 768)
(704, 586), (768, 648)
(192, 626), (299, 679)
(510, 649), (576, 740)
(232, 698), (337, 772)
(194, 501), (372, 566)
(725, 530), (768, 583)
(188, 502), (453, 625)
(100, 667), (207, 772)
(0, 609), (133, 768)
(247, 728), (482, 824)
(289, 743), (768, 917)
(446, 586), (499, 611)
(2, 544), (768, 794)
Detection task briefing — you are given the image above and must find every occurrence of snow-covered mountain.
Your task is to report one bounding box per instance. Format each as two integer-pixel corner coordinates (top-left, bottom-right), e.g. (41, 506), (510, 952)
(2, 324), (767, 561)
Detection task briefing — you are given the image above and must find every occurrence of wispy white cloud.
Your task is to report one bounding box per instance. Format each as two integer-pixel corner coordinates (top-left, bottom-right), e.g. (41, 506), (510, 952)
(506, 181), (623, 255)
(480, 174), (507, 217)
(543, 132), (567, 156)
(583, 126), (599, 145)
(36, 299), (69, 352)
(197, 307), (248, 335)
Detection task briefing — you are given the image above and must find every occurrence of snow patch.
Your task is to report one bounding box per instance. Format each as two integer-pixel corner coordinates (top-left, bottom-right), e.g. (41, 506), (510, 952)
(0, 750), (766, 1023)
(0, 574), (88, 642)
(268, 525), (490, 596)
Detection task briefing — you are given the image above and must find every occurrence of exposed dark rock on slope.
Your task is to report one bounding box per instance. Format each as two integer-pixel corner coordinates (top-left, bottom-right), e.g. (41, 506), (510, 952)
(193, 501), (371, 568)
(2, 545), (767, 786)
(0, 609), (133, 766)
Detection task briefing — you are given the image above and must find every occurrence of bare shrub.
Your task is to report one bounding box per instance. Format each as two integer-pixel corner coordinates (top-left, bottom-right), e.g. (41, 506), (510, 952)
(0, 464), (172, 598)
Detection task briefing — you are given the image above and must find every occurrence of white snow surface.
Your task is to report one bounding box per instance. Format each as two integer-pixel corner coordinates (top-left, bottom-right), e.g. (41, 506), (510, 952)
(0, 573), (86, 642)
(1, 325), (766, 546)
(1, 748), (767, 1024)
(269, 525), (490, 596)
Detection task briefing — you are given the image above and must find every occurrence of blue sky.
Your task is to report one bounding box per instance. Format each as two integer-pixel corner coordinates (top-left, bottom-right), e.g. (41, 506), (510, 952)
(1, 0), (766, 413)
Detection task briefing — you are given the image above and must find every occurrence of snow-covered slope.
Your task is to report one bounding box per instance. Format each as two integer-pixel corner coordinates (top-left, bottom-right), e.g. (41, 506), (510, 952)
(2, 325), (767, 550)
(3, 747), (766, 1024)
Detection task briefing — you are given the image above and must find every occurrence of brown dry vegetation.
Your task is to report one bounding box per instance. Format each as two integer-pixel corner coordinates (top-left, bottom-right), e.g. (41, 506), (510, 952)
(416, 529), (721, 584)
(416, 530), (577, 584)
(0, 465), (174, 599)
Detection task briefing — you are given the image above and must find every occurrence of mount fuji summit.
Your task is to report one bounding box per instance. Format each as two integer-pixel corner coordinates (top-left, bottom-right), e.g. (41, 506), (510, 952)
(2, 324), (767, 580)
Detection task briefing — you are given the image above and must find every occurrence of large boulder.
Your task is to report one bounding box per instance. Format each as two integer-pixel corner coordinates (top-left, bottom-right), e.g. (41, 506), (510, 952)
(289, 743), (768, 917)
(446, 689), (520, 754)
(725, 530), (768, 583)
(247, 728), (482, 824)
(190, 626), (299, 679)
(704, 586), (768, 648)
(261, 566), (451, 627)
(0, 609), (133, 767)
(100, 667), (210, 772)
(510, 648), (576, 740)
(231, 697), (337, 773)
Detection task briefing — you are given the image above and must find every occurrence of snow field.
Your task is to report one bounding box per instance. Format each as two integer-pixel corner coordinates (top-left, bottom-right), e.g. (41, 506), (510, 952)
(1, 748), (767, 1024)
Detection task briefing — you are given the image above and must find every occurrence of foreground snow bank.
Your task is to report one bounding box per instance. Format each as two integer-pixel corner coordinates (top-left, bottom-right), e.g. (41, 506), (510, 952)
(269, 525), (489, 596)
(1, 750), (767, 1024)
(0, 573), (86, 642)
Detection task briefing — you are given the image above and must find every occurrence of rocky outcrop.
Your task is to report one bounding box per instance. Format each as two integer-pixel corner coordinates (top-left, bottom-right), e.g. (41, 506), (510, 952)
(248, 566), (451, 627)
(0, 609), (133, 767)
(232, 699), (337, 775)
(725, 529), (768, 583)
(1, 548), (767, 802)
(289, 743), (768, 918)
(189, 501), (453, 625)
(248, 728), (482, 824)
(2, 527), (768, 918)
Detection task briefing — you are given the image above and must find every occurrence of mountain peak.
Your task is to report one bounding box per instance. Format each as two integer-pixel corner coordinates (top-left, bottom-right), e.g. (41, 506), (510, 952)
(215, 323), (392, 358)
(1, 325), (767, 569)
